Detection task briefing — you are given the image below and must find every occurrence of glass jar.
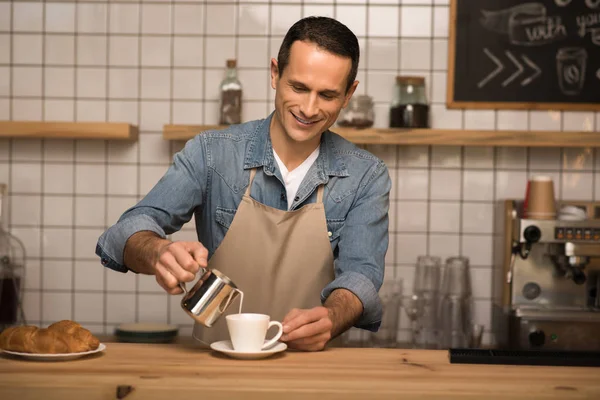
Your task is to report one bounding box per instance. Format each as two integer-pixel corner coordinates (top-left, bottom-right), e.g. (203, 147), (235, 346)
(337, 95), (375, 128)
(389, 76), (430, 128)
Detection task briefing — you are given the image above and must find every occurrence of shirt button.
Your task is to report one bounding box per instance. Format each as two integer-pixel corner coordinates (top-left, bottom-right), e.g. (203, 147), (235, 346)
(328, 231), (332, 237)
(101, 258), (108, 265)
(280, 193), (285, 200)
(294, 196), (300, 201)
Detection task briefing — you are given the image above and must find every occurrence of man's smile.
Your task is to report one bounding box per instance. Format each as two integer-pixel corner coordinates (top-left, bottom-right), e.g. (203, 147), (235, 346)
(291, 111), (321, 126)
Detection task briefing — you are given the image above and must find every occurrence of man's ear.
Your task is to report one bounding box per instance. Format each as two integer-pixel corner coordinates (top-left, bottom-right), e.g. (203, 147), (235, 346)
(270, 58), (279, 90)
(342, 80), (359, 108)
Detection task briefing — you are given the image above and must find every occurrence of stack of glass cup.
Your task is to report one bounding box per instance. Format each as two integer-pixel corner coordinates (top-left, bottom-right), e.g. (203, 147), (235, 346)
(438, 256), (474, 349)
(406, 256), (442, 349)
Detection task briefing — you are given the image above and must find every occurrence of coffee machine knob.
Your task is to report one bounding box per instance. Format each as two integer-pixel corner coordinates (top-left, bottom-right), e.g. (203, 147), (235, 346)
(524, 225), (541, 243)
(522, 282), (541, 300)
(528, 330), (546, 347)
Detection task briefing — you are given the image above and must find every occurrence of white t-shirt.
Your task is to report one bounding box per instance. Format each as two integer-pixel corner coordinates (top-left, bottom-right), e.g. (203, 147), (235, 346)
(273, 146), (320, 210)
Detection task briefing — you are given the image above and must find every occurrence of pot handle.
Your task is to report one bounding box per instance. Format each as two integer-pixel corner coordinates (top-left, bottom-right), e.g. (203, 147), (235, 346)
(178, 267), (208, 294)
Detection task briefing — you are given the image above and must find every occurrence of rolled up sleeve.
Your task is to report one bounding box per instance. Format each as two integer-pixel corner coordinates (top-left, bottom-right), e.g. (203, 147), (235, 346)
(321, 271), (382, 332)
(321, 159), (391, 332)
(96, 215), (166, 273)
(95, 135), (206, 273)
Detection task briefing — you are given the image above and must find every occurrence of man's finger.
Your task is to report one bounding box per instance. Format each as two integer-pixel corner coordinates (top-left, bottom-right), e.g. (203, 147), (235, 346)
(188, 242), (208, 268)
(159, 250), (195, 282)
(282, 316), (332, 342)
(169, 244), (200, 275)
(155, 264), (183, 295)
(283, 307), (328, 333)
(286, 332), (330, 347)
(282, 308), (303, 327)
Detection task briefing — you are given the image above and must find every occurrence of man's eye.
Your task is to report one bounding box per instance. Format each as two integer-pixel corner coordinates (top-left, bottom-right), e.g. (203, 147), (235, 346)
(320, 94), (334, 100)
(292, 86), (305, 92)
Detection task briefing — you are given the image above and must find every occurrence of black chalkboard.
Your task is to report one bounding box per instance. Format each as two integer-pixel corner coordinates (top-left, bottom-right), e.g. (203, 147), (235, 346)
(448, 0), (600, 110)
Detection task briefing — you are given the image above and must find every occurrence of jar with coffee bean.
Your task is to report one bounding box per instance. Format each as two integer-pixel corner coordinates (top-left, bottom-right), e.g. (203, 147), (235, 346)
(337, 95), (375, 128)
(219, 59), (243, 125)
(389, 76), (430, 128)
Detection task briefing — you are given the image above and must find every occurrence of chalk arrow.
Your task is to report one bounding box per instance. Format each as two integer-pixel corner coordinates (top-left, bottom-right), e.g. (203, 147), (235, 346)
(502, 51), (524, 87)
(478, 48), (504, 88)
(521, 55), (541, 86)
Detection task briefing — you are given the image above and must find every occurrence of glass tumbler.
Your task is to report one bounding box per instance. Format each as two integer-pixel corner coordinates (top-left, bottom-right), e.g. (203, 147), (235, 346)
(412, 256), (442, 349)
(369, 278), (403, 348)
(439, 256), (473, 349)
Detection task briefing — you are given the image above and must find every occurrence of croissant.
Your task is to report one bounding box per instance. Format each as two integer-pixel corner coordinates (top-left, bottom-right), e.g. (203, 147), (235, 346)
(0, 320), (100, 354)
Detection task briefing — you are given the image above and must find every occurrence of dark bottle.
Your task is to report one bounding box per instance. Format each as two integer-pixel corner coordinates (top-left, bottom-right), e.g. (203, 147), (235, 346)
(389, 76), (430, 128)
(0, 184), (25, 330)
(219, 59), (243, 125)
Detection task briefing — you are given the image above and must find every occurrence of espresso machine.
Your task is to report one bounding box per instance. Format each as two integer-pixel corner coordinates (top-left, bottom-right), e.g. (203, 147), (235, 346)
(493, 200), (600, 351)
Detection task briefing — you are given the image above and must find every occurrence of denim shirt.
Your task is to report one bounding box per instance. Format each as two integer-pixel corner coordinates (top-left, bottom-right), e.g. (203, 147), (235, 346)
(96, 113), (391, 332)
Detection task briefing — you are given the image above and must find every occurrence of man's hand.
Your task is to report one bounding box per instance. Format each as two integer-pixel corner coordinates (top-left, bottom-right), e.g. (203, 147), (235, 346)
(281, 307), (333, 351)
(154, 241), (208, 294)
(280, 289), (364, 352)
(123, 231), (208, 295)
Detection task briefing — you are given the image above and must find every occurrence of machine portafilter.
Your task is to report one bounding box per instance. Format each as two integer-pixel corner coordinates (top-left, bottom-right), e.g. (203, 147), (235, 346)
(548, 242), (600, 285)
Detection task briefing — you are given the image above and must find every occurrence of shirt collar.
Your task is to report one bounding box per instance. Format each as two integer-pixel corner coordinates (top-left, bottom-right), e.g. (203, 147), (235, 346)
(243, 111), (349, 178)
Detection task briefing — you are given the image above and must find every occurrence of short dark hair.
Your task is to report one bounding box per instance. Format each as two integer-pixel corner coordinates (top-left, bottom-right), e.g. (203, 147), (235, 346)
(277, 16), (360, 94)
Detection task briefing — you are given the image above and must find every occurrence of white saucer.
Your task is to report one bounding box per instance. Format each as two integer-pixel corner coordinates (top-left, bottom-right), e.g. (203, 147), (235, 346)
(210, 340), (287, 360)
(1, 343), (106, 361)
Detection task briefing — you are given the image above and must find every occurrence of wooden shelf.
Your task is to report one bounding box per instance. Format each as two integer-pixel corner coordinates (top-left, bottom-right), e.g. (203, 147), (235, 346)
(163, 124), (600, 148)
(0, 121), (138, 140)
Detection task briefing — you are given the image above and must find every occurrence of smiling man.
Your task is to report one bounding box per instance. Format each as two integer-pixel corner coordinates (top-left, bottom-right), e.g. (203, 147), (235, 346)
(96, 17), (391, 352)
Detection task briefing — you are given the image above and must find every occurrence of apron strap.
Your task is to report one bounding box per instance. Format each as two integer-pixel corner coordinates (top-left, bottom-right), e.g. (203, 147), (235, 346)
(245, 168), (257, 196)
(316, 185), (324, 203)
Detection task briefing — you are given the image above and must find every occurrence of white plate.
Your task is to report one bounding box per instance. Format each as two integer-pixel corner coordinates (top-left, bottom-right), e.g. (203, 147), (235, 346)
(1, 343), (106, 361)
(210, 340), (287, 360)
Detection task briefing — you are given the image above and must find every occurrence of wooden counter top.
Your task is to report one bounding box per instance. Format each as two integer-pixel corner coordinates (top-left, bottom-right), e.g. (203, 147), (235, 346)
(1, 343), (598, 399)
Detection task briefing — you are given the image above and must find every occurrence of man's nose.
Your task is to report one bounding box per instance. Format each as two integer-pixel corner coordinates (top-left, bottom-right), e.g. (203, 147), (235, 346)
(299, 93), (319, 119)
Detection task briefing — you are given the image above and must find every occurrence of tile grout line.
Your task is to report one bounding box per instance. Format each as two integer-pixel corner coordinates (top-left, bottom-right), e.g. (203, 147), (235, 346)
(70, 0), (79, 324)
(37, 0), (47, 326)
(135, 0), (143, 324)
(166, 0), (176, 326)
(201, 1), (207, 124)
(102, 0), (112, 333)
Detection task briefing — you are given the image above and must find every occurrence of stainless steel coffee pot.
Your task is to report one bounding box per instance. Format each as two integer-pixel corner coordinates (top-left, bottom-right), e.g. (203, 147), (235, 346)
(180, 268), (240, 327)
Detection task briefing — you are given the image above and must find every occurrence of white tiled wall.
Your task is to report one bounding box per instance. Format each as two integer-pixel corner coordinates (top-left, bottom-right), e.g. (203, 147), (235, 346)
(1, 1), (599, 348)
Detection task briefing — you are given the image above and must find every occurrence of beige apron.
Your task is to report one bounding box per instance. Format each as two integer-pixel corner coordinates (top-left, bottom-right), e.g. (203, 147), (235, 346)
(193, 168), (335, 346)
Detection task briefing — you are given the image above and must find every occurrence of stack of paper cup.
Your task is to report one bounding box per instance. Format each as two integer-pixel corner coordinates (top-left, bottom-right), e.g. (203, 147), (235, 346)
(524, 176), (556, 220)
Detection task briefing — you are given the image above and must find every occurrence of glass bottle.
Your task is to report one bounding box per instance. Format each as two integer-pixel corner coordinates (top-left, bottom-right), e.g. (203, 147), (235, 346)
(219, 59), (243, 125)
(0, 184), (27, 331)
(389, 76), (430, 128)
(337, 95), (375, 128)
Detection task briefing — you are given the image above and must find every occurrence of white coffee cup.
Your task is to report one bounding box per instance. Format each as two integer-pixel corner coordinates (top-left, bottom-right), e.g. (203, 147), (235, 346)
(226, 313), (283, 352)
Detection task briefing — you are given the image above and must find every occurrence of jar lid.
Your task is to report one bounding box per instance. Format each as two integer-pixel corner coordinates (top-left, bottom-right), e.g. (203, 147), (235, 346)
(396, 76), (425, 85)
(226, 59), (237, 68)
(353, 94), (374, 103)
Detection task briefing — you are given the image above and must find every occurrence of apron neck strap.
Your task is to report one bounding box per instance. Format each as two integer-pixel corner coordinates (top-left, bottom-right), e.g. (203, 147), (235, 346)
(316, 185), (324, 203)
(245, 168), (257, 196)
